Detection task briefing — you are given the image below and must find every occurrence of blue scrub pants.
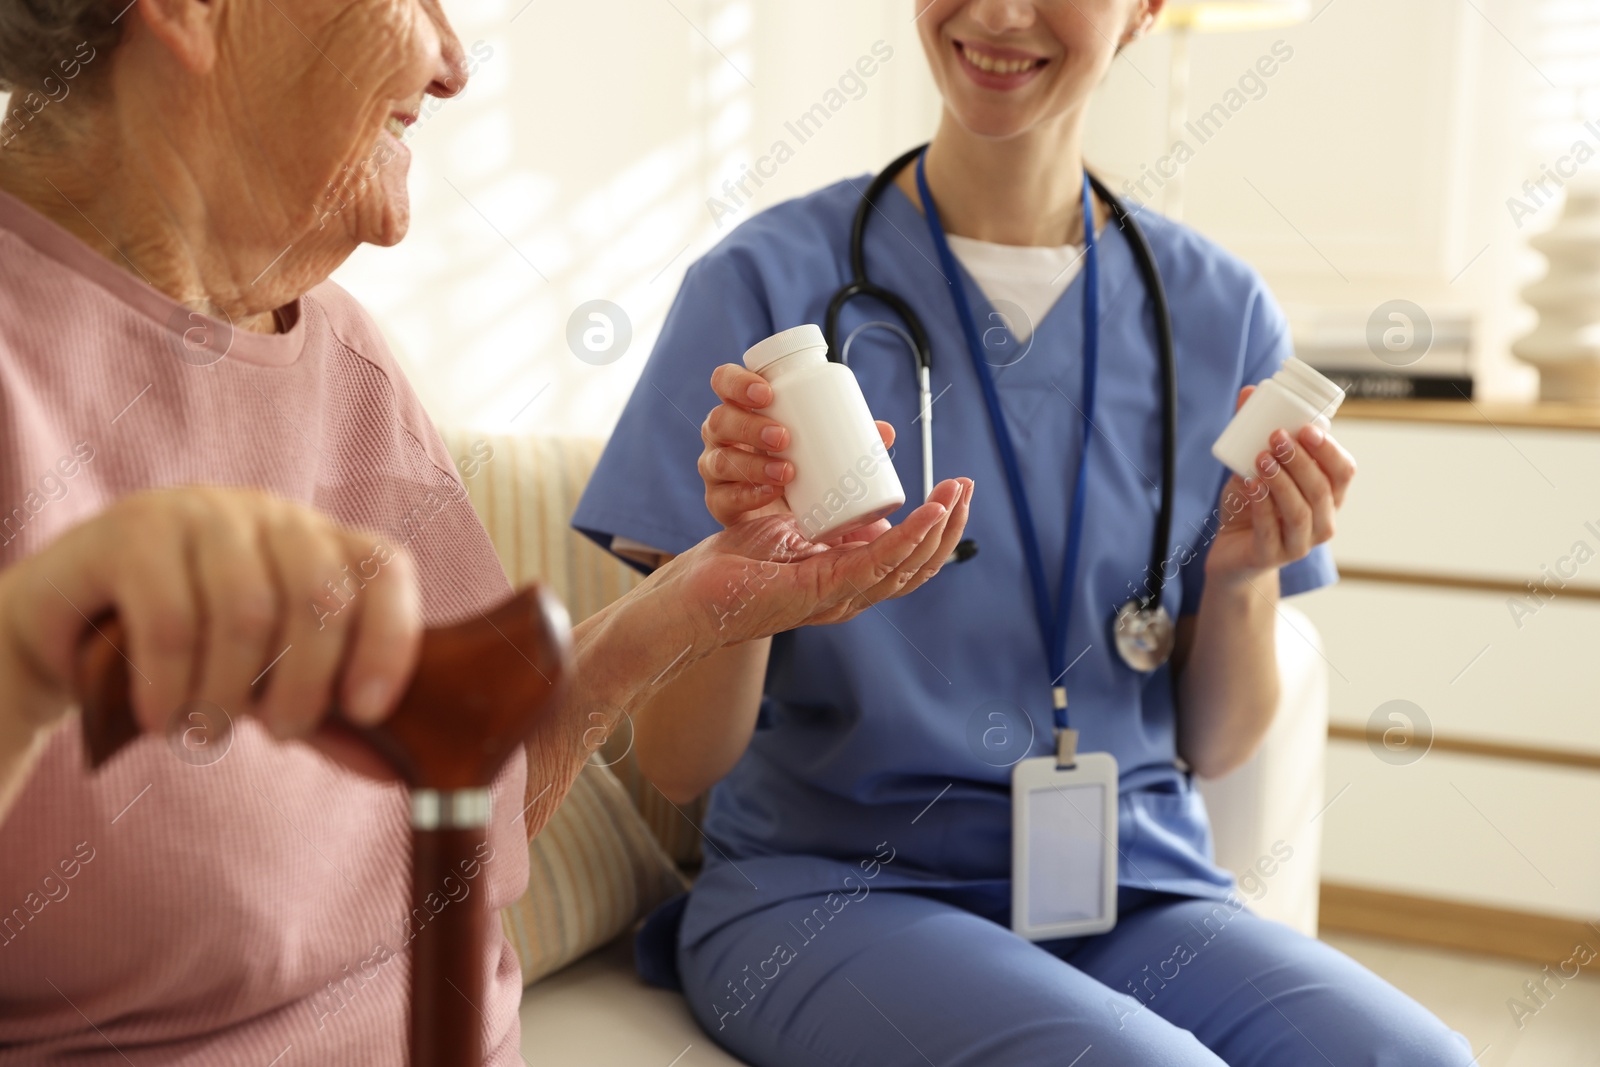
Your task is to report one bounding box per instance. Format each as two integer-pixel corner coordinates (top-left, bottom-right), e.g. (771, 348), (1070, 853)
(677, 885), (1472, 1066)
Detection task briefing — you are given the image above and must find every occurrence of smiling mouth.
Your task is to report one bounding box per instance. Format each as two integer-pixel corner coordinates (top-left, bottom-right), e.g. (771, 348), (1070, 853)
(955, 39), (1048, 78)
(384, 112), (417, 139)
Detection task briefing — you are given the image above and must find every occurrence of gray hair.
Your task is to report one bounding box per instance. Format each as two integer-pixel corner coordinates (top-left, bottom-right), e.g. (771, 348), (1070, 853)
(0, 0), (123, 95)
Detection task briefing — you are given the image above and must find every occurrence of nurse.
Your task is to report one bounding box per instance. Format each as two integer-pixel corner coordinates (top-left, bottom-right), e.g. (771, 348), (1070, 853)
(575, 1), (1469, 1064)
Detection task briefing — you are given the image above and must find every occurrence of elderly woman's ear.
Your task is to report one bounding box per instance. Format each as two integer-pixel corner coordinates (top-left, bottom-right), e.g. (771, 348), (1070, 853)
(127, 0), (222, 74)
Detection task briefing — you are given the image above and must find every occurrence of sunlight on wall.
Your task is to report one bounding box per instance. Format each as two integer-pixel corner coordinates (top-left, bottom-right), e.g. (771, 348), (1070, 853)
(333, 0), (746, 438)
(332, 1), (937, 438)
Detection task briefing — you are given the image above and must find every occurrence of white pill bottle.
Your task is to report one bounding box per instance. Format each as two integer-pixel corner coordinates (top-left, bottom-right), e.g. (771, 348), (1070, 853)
(742, 324), (906, 541)
(1211, 358), (1347, 479)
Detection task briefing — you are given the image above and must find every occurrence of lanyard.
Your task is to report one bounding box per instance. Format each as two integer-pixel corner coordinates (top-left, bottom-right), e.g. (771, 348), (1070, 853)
(915, 151), (1100, 733)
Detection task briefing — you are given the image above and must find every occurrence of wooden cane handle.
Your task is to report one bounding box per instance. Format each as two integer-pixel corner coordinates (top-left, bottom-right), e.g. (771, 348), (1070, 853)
(73, 585), (573, 1067)
(74, 584), (572, 789)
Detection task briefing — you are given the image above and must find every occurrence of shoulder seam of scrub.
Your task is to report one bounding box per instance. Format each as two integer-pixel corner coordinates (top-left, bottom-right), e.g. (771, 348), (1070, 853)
(713, 177), (858, 252)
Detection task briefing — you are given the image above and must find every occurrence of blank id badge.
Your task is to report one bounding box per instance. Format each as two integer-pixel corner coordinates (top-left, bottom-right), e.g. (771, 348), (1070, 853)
(1011, 751), (1119, 940)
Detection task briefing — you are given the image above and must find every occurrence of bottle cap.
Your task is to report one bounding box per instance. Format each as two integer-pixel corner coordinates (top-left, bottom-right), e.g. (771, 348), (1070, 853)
(743, 324), (829, 374)
(1278, 358), (1346, 416)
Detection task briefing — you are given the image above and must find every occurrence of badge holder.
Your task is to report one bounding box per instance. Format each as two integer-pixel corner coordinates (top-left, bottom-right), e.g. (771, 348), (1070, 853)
(1011, 727), (1119, 941)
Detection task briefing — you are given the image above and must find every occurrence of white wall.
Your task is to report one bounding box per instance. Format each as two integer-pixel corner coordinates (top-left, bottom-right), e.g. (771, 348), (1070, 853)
(337, 0), (1555, 438)
(1083, 0), (1541, 399)
(332, 0), (938, 437)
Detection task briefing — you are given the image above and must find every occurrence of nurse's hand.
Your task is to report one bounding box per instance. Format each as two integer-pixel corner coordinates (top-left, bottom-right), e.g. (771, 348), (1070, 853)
(700, 363), (898, 536)
(1205, 386), (1358, 582)
(667, 474), (973, 642)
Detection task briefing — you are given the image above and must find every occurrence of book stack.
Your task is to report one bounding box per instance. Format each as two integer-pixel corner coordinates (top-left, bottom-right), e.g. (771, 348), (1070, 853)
(1286, 305), (1474, 401)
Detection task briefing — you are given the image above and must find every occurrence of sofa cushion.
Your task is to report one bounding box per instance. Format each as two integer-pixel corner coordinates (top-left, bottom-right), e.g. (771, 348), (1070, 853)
(499, 755), (687, 984)
(443, 429), (707, 869)
(440, 429), (692, 983)
(520, 936), (746, 1064)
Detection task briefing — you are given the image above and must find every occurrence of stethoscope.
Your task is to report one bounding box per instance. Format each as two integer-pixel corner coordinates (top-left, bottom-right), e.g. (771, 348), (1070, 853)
(822, 143), (1179, 676)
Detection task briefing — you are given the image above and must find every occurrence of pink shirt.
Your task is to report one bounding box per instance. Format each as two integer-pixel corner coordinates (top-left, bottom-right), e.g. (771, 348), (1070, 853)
(0, 188), (527, 1062)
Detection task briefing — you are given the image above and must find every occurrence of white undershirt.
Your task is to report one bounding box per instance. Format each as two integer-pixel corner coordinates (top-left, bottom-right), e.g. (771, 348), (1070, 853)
(946, 234), (1085, 344)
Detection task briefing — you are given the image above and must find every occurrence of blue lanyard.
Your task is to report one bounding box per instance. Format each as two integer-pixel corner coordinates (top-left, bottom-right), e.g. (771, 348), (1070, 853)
(915, 151), (1100, 733)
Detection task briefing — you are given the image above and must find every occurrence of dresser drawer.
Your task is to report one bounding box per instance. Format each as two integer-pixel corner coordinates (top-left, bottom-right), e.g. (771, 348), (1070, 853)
(1295, 583), (1600, 755)
(1328, 420), (1600, 580)
(1320, 743), (1600, 919)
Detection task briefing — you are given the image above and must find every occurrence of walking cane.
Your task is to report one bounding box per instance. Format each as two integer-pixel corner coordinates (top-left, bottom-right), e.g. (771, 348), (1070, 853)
(73, 586), (573, 1066)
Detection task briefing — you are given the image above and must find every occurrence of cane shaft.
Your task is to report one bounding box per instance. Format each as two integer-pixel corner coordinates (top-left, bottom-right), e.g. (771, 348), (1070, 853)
(408, 823), (490, 1067)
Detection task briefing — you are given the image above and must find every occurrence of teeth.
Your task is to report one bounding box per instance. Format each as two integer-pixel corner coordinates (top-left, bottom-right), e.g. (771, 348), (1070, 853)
(963, 45), (1034, 75)
(385, 116), (407, 139)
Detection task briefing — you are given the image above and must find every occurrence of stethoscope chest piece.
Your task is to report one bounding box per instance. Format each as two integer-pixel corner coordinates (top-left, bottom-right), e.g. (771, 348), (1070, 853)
(1113, 599), (1175, 672)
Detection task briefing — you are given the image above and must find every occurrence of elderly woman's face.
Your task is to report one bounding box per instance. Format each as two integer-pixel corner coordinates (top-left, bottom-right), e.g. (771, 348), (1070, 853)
(227, 0), (463, 248)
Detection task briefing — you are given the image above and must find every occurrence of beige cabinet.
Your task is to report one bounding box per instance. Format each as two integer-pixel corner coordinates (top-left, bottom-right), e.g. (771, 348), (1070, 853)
(1294, 401), (1600, 954)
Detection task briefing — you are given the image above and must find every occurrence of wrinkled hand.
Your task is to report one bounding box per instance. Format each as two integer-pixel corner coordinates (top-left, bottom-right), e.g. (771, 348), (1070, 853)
(1206, 386), (1357, 585)
(666, 475), (974, 645)
(699, 362), (899, 541)
(0, 487), (420, 777)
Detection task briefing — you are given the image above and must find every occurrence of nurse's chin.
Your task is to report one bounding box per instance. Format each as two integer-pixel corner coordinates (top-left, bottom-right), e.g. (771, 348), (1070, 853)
(950, 110), (1057, 145)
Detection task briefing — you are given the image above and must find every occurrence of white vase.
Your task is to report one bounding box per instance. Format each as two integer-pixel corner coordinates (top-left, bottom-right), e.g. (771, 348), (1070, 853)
(1514, 185), (1600, 401)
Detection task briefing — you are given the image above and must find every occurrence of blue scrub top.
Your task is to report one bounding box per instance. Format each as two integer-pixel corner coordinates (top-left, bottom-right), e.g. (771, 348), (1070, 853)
(573, 176), (1336, 935)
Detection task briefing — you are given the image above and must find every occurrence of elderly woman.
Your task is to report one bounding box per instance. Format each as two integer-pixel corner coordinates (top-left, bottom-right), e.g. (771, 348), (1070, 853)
(0, 0), (971, 1061)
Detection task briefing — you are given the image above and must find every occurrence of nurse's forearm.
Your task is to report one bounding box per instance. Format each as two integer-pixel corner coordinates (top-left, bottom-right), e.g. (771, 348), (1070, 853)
(1174, 570), (1280, 779)
(631, 636), (770, 806)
